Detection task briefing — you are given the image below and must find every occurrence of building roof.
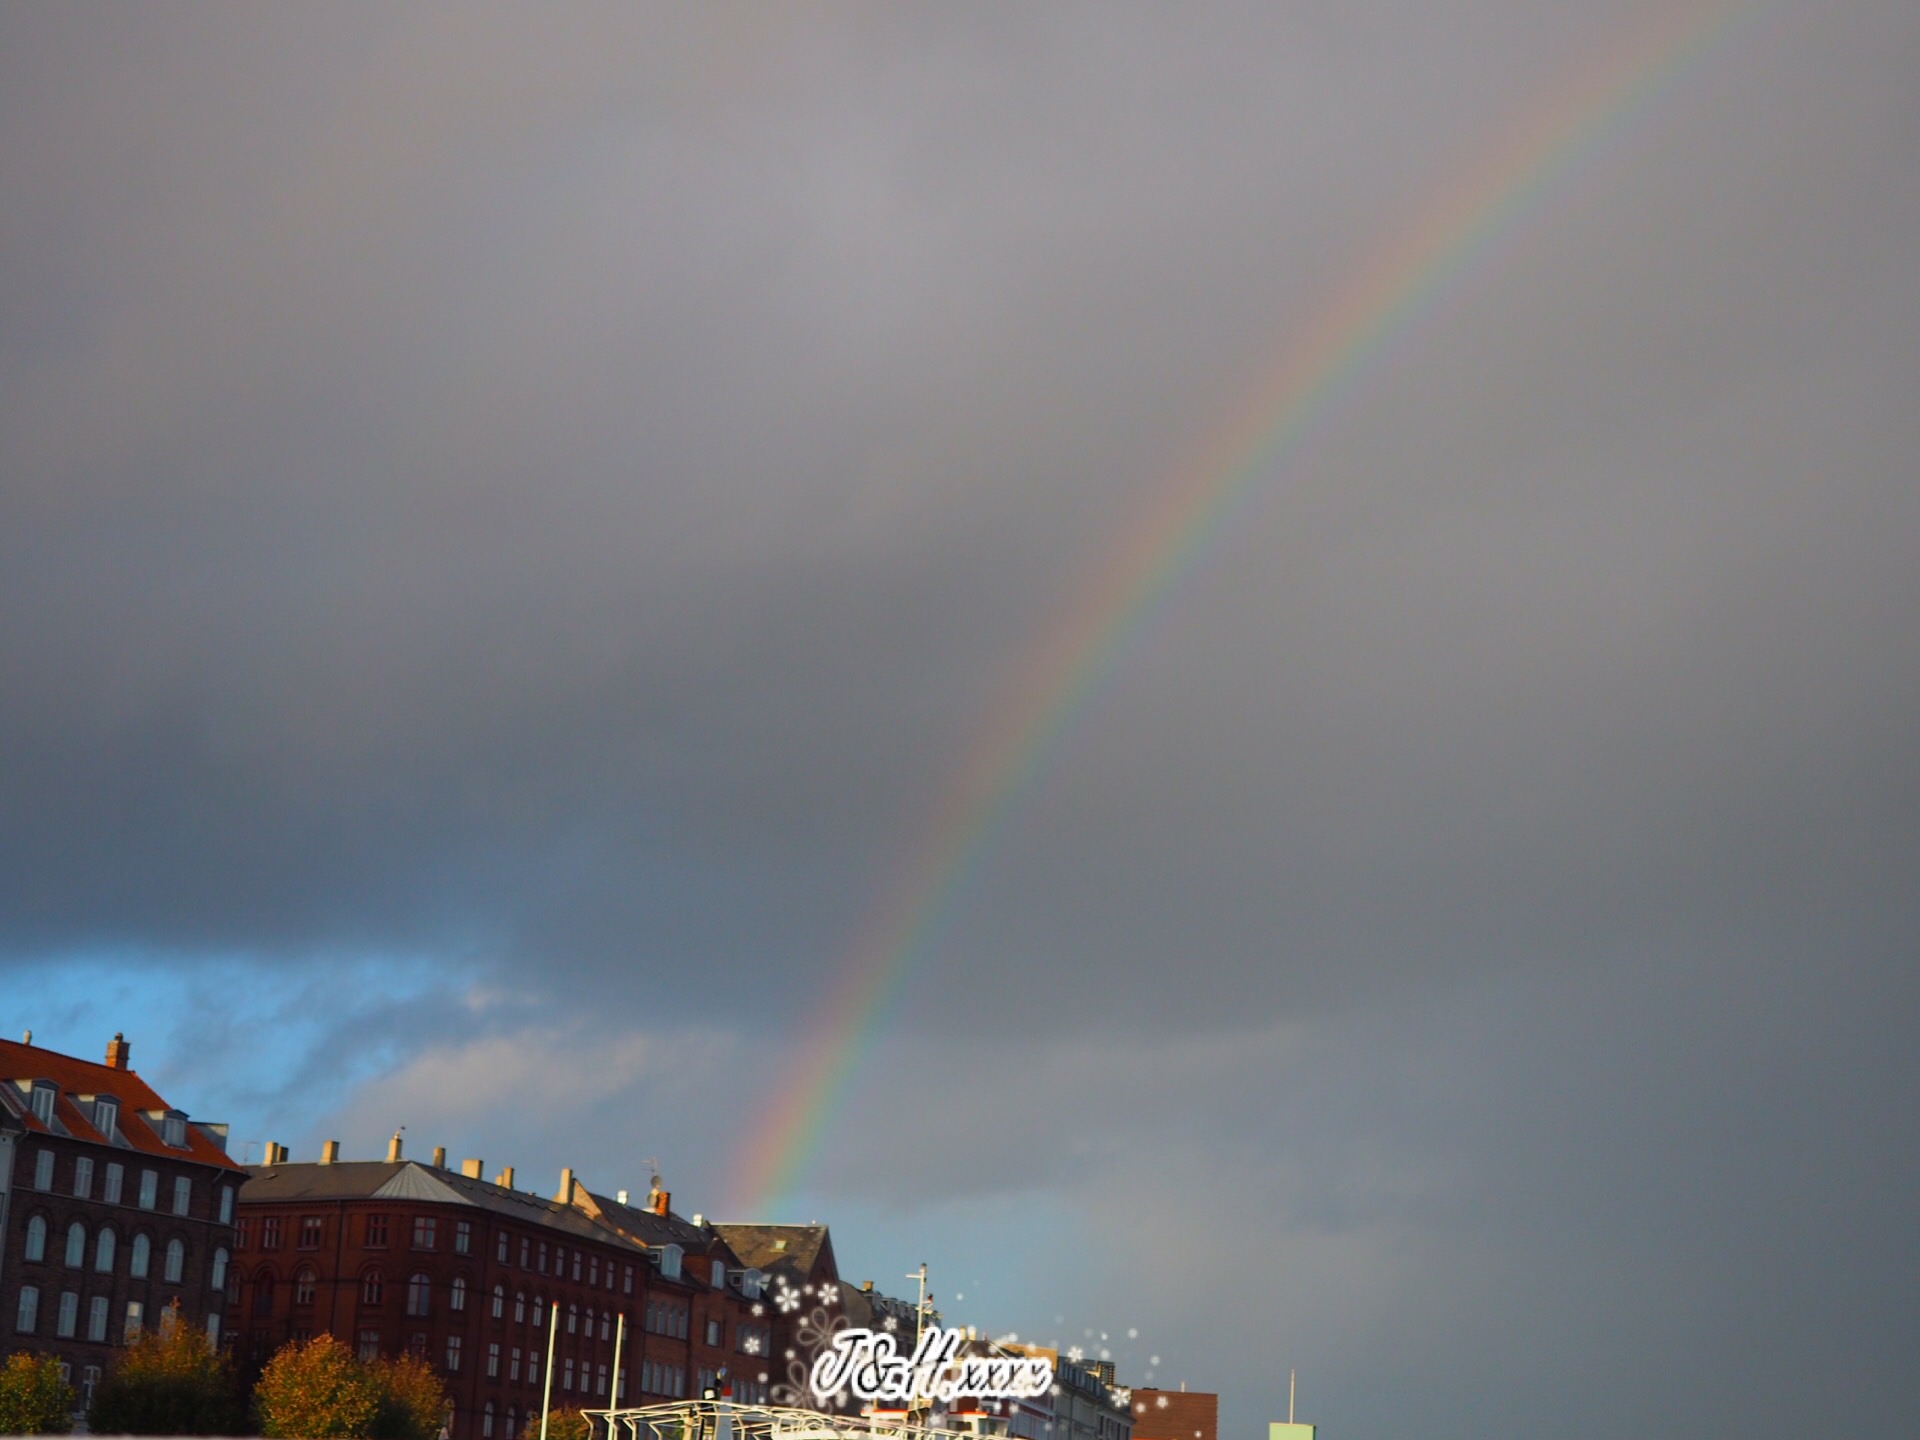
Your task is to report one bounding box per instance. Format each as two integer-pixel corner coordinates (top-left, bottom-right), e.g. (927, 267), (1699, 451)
(708, 1222), (837, 1281)
(0, 1035), (241, 1172)
(577, 1187), (722, 1253)
(240, 1160), (630, 1246)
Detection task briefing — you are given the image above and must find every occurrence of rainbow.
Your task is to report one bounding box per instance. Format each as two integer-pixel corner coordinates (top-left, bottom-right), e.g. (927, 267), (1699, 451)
(726, 1), (1748, 1216)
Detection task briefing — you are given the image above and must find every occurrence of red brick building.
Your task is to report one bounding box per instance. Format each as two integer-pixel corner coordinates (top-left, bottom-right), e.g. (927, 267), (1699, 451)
(231, 1144), (767, 1439)
(1128, 1387), (1218, 1440)
(0, 1033), (243, 1412)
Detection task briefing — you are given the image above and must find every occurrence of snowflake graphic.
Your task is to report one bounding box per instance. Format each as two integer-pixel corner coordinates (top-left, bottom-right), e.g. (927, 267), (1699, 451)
(817, 1287), (837, 1307)
(1067, 1346), (1084, 1363)
(742, 1334), (762, 1356)
(751, 1302), (765, 1317)
(882, 1315), (899, 1332)
(776, 1288), (802, 1315)
(1156, 1397), (1170, 1410)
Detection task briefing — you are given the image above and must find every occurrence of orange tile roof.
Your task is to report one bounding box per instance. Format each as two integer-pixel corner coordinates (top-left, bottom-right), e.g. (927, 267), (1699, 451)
(0, 1037), (241, 1172)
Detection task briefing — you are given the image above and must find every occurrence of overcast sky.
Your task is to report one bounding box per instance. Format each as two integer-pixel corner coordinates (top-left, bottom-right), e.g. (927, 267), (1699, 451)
(4, 4), (1917, 1437)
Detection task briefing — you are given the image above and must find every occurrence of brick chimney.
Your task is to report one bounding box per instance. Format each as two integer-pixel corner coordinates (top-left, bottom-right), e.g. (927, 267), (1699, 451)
(431, 1145), (447, 1169)
(105, 1033), (131, 1070)
(320, 1140), (341, 1165)
(387, 1130), (404, 1163)
(495, 1166), (516, 1189)
(461, 1158), (484, 1180)
(556, 1167), (577, 1204)
(652, 1187), (670, 1217)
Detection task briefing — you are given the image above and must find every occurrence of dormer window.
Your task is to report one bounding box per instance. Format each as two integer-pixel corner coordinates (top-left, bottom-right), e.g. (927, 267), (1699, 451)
(739, 1268), (763, 1300)
(92, 1097), (119, 1141)
(655, 1244), (682, 1281)
(162, 1113), (186, 1148)
(710, 1259), (725, 1289)
(29, 1082), (55, 1125)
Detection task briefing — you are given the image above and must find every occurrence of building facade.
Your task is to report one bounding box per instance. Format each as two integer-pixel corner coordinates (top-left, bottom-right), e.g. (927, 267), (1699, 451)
(231, 1145), (768, 1439)
(0, 1033), (243, 1412)
(1129, 1388), (1217, 1440)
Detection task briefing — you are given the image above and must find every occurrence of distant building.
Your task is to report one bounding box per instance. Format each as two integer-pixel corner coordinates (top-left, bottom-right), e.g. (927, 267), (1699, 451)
(1130, 1388), (1218, 1440)
(231, 1144), (763, 1440)
(0, 1032), (243, 1413)
(709, 1222), (840, 1408)
(1022, 1347), (1132, 1440)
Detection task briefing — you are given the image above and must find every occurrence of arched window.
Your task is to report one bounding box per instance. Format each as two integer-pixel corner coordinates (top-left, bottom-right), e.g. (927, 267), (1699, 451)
(65, 1221), (86, 1267)
(583, 1306), (594, 1336)
(211, 1247), (229, 1291)
(483, 1401), (495, 1439)
(363, 1268), (384, 1305)
(505, 1407), (517, 1440)
(600, 1312), (611, 1342)
(24, 1215), (47, 1262)
(492, 1283), (505, 1319)
(295, 1267), (317, 1306)
(131, 1233), (152, 1279)
(252, 1270), (276, 1317)
(406, 1272), (431, 1317)
(514, 1291), (525, 1324)
(450, 1275), (467, 1312)
(567, 1302), (578, 1335)
(94, 1227), (116, 1273)
(532, 1296), (544, 1330)
(165, 1238), (186, 1284)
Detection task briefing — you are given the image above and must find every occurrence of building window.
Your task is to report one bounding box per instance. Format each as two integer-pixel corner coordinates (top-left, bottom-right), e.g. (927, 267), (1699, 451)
(505, 1407), (518, 1440)
(359, 1329), (381, 1362)
(514, 1291), (525, 1324)
(56, 1292), (78, 1338)
(445, 1335), (462, 1372)
(95, 1228), (116, 1273)
(527, 1350), (540, 1389)
(74, 1157), (94, 1199)
(406, 1272), (431, 1317)
(33, 1149), (53, 1191)
(571, 1251), (582, 1282)
(537, 1242), (548, 1274)
(65, 1221), (86, 1268)
(596, 1363), (608, 1398)
(129, 1234), (150, 1279)
(588, 1256), (599, 1287)
(497, 1232), (509, 1264)
(487, 1342), (501, 1379)
(253, 1272), (276, 1317)
(218, 1185), (233, 1224)
(211, 1247), (229, 1291)
(492, 1284), (504, 1319)
(366, 1214), (390, 1248)
(451, 1276), (468, 1312)
(25, 1215), (47, 1263)
(29, 1082), (56, 1124)
(139, 1169), (158, 1210)
(87, 1295), (109, 1342)
(300, 1216), (324, 1249)
(363, 1269), (384, 1305)
(206, 1313), (221, 1347)
(455, 1220), (471, 1255)
(236, 1218), (251, 1250)
(562, 1357), (574, 1392)
(172, 1177), (192, 1215)
(706, 1317), (721, 1347)
(105, 1163), (124, 1204)
(124, 1300), (145, 1343)
(261, 1216), (281, 1250)
(165, 1238), (186, 1284)
(510, 1348), (522, 1384)
(409, 1332), (427, 1358)
(583, 1306), (594, 1338)
(412, 1217), (437, 1250)
(163, 1113), (187, 1148)
(519, 1237), (530, 1268)
(600, 1312), (611, 1342)
(93, 1097), (119, 1140)
(15, 1286), (39, 1334)
(533, 1297), (544, 1330)
(295, 1268), (317, 1306)
(483, 1401), (495, 1438)
(567, 1303), (577, 1335)
(623, 1264), (633, 1295)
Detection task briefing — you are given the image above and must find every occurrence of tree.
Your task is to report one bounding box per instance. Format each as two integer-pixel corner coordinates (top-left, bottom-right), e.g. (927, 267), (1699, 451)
(88, 1305), (246, 1435)
(539, 1407), (593, 1440)
(0, 1353), (75, 1435)
(369, 1352), (451, 1440)
(254, 1334), (382, 1439)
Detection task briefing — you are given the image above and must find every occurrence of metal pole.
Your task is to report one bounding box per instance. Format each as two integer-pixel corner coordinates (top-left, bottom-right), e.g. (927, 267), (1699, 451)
(540, 1297), (559, 1440)
(611, 1312), (626, 1409)
(1288, 1370), (1295, 1424)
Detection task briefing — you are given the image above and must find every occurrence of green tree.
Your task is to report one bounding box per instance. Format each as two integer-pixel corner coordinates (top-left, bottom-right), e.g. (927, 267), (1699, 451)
(254, 1334), (382, 1439)
(0, 1353), (75, 1435)
(88, 1305), (246, 1435)
(368, 1352), (451, 1440)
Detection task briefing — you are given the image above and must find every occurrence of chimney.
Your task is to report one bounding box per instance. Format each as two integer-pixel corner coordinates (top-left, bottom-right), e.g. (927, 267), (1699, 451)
(263, 1142), (287, 1166)
(653, 1188), (670, 1217)
(461, 1158), (484, 1180)
(556, 1167), (577, 1204)
(105, 1033), (131, 1070)
(387, 1130), (404, 1163)
(21, 1030), (31, 1045)
(861, 1281), (874, 1293)
(616, 1190), (629, 1206)
(495, 1166), (516, 1189)
(320, 1140), (341, 1165)
(431, 1145), (447, 1169)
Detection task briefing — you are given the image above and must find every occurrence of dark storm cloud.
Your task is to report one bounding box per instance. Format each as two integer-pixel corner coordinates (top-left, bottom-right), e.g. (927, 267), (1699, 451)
(4, 6), (1919, 1436)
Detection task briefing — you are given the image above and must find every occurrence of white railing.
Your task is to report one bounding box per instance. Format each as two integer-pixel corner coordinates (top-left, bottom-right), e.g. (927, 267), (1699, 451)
(581, 1399), (976, 1440)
